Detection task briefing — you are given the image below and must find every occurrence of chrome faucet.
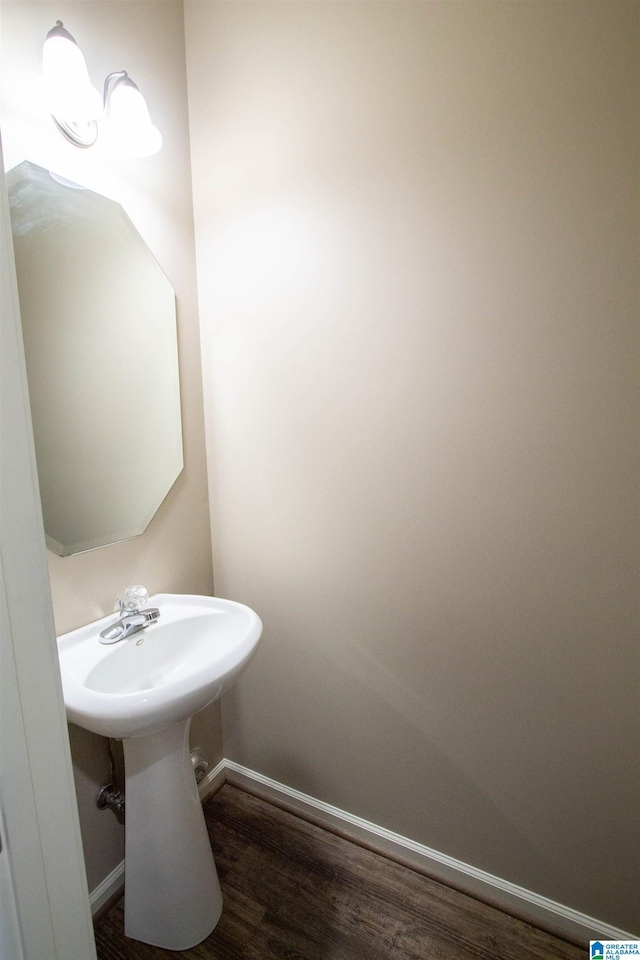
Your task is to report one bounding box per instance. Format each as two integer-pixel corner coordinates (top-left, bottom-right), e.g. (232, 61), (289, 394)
(99, 585), (160, 644)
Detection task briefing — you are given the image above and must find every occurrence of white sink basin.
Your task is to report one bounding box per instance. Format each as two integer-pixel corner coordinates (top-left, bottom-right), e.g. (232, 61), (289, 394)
(57, 593), (262, 739)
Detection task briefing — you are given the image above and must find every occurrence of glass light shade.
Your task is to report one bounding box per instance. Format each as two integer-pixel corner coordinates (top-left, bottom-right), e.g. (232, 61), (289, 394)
(42, 27), (102, 122)
(108, 76), (162, 158)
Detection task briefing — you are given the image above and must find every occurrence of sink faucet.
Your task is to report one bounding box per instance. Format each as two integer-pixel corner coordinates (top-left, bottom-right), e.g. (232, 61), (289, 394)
(99, 585), (160, 644)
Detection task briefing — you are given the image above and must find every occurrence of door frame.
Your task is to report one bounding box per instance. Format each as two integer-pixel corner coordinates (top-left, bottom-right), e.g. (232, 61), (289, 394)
(0, 134), (97, 960)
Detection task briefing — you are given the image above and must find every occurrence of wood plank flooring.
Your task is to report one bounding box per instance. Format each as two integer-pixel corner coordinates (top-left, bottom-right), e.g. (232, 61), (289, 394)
(94, 784), (584, 960)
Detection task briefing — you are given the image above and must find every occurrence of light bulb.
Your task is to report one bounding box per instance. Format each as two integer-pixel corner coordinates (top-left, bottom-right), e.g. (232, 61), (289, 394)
(108, 76), (162, 158)
(42, 22), (102, 122)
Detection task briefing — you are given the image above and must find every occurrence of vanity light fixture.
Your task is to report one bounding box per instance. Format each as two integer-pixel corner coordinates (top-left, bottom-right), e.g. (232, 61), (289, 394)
(42, 21), (162, 157)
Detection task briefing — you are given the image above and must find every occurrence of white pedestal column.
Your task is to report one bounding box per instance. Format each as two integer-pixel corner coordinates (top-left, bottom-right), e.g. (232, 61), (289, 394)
(122, 718), (222, 950)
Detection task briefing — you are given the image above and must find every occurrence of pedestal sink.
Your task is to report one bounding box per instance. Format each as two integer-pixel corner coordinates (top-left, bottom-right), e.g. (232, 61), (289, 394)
(57, 593), (262, 950)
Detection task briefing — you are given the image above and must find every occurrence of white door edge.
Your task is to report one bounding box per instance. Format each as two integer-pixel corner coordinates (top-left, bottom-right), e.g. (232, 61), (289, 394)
(0, 132), (97, 960)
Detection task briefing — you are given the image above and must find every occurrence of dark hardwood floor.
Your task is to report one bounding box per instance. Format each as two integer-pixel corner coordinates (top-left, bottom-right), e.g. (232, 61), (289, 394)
(95, 784), (584, 960)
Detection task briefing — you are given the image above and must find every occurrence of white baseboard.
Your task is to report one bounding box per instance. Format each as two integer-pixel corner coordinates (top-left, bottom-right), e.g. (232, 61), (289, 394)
(89, 860), (125, 916)
(198, 758), (227, 801)
(222, 760), (637, 946)
(90, 758), (637, 945)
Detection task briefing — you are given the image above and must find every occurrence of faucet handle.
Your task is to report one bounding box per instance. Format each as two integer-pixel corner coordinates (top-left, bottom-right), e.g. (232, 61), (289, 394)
(120, 584), (149, 614)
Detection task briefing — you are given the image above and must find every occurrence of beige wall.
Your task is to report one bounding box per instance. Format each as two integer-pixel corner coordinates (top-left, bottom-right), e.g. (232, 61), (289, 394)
(0, 0), (220, 893)
(186, 1), (639, 933)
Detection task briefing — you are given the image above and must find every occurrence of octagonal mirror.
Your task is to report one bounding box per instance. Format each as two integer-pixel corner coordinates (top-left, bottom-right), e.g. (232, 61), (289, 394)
(7, 161), (183, 556)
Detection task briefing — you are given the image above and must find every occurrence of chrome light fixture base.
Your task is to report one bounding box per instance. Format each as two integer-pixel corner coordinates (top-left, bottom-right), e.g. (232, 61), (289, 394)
(52, 115), (98, 148)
